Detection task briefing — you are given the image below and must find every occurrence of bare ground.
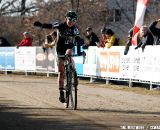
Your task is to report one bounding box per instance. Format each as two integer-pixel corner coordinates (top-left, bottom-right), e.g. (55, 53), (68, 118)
(0, 74), (160, 130)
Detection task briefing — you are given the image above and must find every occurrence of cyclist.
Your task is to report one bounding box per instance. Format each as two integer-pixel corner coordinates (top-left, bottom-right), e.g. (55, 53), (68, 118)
(34, 10), (80, 103)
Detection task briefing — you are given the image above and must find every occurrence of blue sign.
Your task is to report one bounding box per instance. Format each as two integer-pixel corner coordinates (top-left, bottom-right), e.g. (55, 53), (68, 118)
(5, 47), (15, 70)
(0, 47), (15, 70)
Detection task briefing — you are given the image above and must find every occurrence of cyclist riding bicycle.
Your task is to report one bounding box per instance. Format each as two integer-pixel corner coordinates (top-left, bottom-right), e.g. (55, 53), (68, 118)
(34, 10), (80, 103)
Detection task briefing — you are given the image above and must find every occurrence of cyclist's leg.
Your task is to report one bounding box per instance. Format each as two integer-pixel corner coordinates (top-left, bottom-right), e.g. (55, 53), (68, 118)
(57, 57), (65, 103)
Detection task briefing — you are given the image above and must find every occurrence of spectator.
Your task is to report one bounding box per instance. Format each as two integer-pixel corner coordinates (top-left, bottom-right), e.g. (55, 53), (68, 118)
(17, 32), (33, 48)
(43, 31), (57, 48)
(135, 25), (154, 51)
(0, 37), (11, 47)
(97, 27), (108, 48)
(42, 31), (57, 52)
(124, 27), (141, 55)
(124, 27), (133, 55)
(98, 28), (123, 48)
(149, 18), (160, 45)
(82, 27), (99, 49)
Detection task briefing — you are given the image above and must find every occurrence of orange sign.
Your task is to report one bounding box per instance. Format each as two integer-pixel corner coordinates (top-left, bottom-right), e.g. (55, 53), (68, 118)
(99, 52), (108, 72)
(109, 52), (120, 72)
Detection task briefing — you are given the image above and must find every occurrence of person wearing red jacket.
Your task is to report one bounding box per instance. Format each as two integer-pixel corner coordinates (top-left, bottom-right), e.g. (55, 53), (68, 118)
(17, 32), (32, 48)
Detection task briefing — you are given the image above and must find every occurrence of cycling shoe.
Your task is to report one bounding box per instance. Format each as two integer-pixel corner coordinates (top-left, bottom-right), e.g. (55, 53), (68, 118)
(59, 90), (65, 103)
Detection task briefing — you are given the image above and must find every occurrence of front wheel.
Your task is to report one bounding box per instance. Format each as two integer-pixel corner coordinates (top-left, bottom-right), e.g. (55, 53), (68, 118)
(70, 70), (78, 110)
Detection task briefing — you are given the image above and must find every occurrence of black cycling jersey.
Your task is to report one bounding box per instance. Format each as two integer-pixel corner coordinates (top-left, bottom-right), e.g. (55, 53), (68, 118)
(42, 22), (80, 55)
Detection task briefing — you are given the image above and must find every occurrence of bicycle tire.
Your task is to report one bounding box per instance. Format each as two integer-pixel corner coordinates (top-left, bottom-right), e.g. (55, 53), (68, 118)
(70, 70), (78, 110)
(64, 71), (70, 108)
(65, 90), (69, 108)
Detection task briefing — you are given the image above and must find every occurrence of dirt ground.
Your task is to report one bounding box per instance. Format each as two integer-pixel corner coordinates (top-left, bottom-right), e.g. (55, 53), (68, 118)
(0, 74), (160, 130)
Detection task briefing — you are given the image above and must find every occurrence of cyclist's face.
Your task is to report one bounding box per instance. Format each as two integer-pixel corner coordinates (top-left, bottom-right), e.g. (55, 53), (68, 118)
(66, 17), (76, 27)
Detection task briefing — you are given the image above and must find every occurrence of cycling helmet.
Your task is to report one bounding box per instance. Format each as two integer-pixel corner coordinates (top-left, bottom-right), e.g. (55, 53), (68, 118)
(66, 11), (78, 20)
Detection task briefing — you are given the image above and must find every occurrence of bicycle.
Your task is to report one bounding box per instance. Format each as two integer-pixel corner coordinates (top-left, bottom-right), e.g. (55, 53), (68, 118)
(58, 54), (78, 110)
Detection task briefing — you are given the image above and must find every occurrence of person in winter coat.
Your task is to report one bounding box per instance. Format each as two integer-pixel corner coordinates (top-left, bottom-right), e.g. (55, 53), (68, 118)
(98, 27), (123, 48)
(17, 32), (32, 48)
(135, 25), (154, 51)
(149, 18), (160, 45)
(0, 37), (11, 47)
(82, 27), (99, 49)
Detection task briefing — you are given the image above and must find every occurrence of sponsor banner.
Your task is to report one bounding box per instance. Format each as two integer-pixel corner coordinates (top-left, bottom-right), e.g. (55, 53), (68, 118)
(74, 56), (83, 75)
(36, 47), (48, 71)
(96, 47), (122, 78)
(107, 47), (121, 78)
(0, 47), (6, 69)
(97, 48), (109, 77)
(0, 46), (159, 83)
(153, 46), (160, 82)
(83, 47), (97, 76)
(47, 48), (56, 72)
(136, 46), (153, 81)
(15, 47), (36, 71)
(138, 46), (160, 82)
(152, 46), (160, 82)
(120, 47), (133, 79)
(127, 47), (141, 79)
(5, 47), (15, 70)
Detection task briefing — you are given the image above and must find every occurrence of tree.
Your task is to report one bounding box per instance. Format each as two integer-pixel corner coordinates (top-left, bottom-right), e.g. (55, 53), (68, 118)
(0, 0), (38, 16)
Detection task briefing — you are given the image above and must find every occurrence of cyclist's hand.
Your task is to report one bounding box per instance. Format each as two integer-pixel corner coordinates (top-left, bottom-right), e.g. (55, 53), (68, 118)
(65, 49), (73, 56)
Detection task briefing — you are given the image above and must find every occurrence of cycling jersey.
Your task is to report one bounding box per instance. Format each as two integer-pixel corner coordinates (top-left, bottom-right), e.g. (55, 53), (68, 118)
(42, 22), (80, 55)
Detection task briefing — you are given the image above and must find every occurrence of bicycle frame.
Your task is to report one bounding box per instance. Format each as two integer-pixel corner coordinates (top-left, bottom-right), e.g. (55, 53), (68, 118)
(58, 54), (78, 110)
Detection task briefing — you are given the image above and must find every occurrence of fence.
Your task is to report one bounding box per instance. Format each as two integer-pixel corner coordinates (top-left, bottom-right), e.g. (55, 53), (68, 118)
(0, 46), (160, 89)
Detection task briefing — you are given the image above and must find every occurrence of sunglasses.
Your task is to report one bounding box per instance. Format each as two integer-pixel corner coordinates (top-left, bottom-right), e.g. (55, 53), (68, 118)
(67, 17), (77, 22)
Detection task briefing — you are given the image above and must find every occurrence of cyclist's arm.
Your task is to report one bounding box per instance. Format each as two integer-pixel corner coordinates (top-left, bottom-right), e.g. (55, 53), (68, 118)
(34, 21), (60, 29)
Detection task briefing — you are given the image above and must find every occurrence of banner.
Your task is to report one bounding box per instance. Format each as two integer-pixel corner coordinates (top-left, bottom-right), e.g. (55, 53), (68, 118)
(5, 47), (15, 70)
(47, 48), (56, 72)
(0, 47), (7, 69)
(36, 47), (48, 71)
(15, 47), (36, 71)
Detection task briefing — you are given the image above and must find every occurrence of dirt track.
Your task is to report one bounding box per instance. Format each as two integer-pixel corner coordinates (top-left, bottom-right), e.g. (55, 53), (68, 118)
(0, 74), (160, 130)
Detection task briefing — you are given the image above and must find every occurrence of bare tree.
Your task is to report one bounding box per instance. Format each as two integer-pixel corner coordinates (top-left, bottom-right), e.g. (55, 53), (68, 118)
(0, 0), (160, 46)
(0, 0), (38, 16)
